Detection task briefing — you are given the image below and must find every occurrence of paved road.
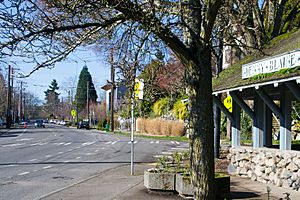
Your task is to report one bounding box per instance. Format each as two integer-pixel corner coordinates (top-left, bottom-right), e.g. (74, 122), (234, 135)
(0, 125), (188, 200)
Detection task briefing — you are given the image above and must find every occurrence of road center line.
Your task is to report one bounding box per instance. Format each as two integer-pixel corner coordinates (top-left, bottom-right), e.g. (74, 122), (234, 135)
(43, 166), (52, 169)
(18, 172), (30, 176)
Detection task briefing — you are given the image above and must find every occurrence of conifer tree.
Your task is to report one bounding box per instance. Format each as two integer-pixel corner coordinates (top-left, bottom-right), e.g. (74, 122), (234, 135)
(44, 79), (60, 117)
(75, 66), (98, 112)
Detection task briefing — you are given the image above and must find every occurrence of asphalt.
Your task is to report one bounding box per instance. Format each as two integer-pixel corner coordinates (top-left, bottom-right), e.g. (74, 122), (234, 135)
(2, 127), (300, 200)
(38, 162), (300, 200)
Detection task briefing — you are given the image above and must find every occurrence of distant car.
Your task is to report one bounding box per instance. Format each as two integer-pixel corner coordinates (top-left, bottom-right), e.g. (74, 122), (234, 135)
(35, 120), (45, 128)
(77, 121), (89, 130)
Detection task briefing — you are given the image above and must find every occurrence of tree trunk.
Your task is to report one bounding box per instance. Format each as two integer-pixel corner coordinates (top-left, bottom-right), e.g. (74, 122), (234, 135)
(186, 45), (215, 200)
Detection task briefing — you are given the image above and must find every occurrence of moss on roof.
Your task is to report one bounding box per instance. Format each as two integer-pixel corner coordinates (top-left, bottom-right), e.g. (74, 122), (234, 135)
(212, 29), (300, 92)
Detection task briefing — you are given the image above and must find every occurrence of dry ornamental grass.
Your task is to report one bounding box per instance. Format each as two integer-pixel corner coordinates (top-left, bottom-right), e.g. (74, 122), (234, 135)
(137, 118), (186, 136)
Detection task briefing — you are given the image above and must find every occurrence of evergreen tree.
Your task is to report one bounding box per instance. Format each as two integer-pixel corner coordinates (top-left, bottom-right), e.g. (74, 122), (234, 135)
(75, 66), (98, 112)
(44, 79), (60, 117)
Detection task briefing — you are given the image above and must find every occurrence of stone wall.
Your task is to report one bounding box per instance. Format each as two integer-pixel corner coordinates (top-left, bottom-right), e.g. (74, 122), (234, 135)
(228, 147), (300, 191)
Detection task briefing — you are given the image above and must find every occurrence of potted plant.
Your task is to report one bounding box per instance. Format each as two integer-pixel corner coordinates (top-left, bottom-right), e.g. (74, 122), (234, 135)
(144, 156), (177, 191)
(175, 172), (230, 198)
(215, 172), (230, 198)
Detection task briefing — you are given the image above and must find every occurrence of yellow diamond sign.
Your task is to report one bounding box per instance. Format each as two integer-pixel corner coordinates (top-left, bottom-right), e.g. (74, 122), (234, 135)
(71, 109), (76, 117)
(223, 95), (232, 113)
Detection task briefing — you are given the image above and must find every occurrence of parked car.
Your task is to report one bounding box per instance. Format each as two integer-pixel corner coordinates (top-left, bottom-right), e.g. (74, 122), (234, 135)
(35, 120), (45, 128)
(77, 121), (89, 130)
(0, 118), (5, 127)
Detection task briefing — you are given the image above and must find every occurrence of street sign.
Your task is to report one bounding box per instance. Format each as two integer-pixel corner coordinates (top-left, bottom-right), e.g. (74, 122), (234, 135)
(223, 95), (232, 113)
(134, 79), (144, 100)
(71, 109), (76, 117)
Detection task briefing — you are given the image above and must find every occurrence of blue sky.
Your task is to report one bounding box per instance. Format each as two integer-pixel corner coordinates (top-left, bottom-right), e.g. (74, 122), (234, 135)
(11, 47), (110, 102)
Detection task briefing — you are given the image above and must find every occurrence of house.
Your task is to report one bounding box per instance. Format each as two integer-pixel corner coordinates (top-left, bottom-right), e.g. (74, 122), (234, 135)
(101, 83), (127, 112)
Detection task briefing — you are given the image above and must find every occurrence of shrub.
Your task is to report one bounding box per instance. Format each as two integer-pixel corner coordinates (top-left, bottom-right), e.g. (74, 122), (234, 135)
(153, 97), (170, 117)
(137, 118), (186, 136)
(173, 99), (188, 120)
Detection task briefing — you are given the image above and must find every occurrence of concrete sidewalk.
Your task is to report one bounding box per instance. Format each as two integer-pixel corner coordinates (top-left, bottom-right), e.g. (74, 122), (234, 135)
(39, 163), (300, 200)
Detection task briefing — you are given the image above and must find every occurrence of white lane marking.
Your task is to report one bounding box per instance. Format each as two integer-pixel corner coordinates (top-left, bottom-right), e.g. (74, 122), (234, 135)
(43, 166), (52, 169)
(58, 152), (64, 154)
(150, 141), (154, 144)
(7, 164), (17, 167)
(128, 141), (131, 144)
(39, 142), (48, 146)
(30, 142), (48, 146)
(64, 142), (72, 146)
(156, 141), (160, 144)
(67, 149), (73, 152)
(105, 141), (112, 144)
(175, 141), (180, 145)
(82, 141), (95, 146)
(18, 172), (30, 176)
(75, 157), (81, 159)
(82, 142), (89, 146)
(101, 147), (105, 150)
(30, 143), (40, 146)
(54, 142), (65, 146)
(17, 138), (33, 141)
(111, 141), (118, 145)
(85, 153), (94, 156)
(29, 159), (37, 162)
(95, 150), (99, 152)
(134, 141), (138, 144)
(63, 160), (70, 163)
(171, 141), (175, 144)
(161, 152), (173, 155)
(45, 155), (52, 158)
(171, 147), (188, 151)
(3, 143), (24, 147)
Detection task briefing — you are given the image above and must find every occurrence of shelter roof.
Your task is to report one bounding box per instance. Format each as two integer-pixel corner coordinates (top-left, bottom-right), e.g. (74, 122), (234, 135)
(213, 29), (300, 94)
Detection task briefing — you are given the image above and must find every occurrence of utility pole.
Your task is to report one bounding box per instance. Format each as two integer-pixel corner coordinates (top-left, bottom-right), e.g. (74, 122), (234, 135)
(87, 81), (89, 124)
(23, 88), (26, 121)
(19, 81), (23, 122)
(6, 65), (12, 128)
(68, 90), (71, 121)
(76, 94), (79, 125)
(11, 67), (14, 124)
(109, 51), (115, 133)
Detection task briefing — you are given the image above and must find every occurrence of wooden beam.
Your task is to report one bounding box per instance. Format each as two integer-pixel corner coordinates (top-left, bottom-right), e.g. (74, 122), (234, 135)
(230, 91), (256, 120)
(285, 81), (300, 101)
(213, 95), (233, 121)
(256, 88), (283, 119)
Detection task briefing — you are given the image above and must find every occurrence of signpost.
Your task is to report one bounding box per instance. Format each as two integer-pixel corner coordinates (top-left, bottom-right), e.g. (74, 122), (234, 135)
(131, 78), (144, 175)
(134, 79), (144, 100)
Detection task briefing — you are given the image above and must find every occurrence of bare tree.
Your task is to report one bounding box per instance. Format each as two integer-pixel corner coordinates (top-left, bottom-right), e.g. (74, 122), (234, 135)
(1, 0), (297, 198)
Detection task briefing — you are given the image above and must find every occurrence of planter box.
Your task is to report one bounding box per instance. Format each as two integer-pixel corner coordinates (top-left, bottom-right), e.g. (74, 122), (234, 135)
(215, 175), (230, 198)
(144, 170), (176, 191)
(175, 173), (230, 198)
(176, 173), (193, 196)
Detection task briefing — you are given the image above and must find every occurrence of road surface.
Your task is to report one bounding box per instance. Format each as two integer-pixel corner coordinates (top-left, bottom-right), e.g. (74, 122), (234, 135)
(0, 124), (188, 200)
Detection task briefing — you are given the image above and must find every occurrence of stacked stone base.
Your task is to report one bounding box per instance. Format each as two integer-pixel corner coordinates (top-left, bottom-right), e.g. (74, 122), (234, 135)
(228, 147), (300, 191)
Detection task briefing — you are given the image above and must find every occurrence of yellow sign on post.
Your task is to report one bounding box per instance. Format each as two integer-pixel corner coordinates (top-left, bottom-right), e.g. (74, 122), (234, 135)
(71, 109), (76, 117)
(134, 79), (144, 100)
(223, 95), (233, 113)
